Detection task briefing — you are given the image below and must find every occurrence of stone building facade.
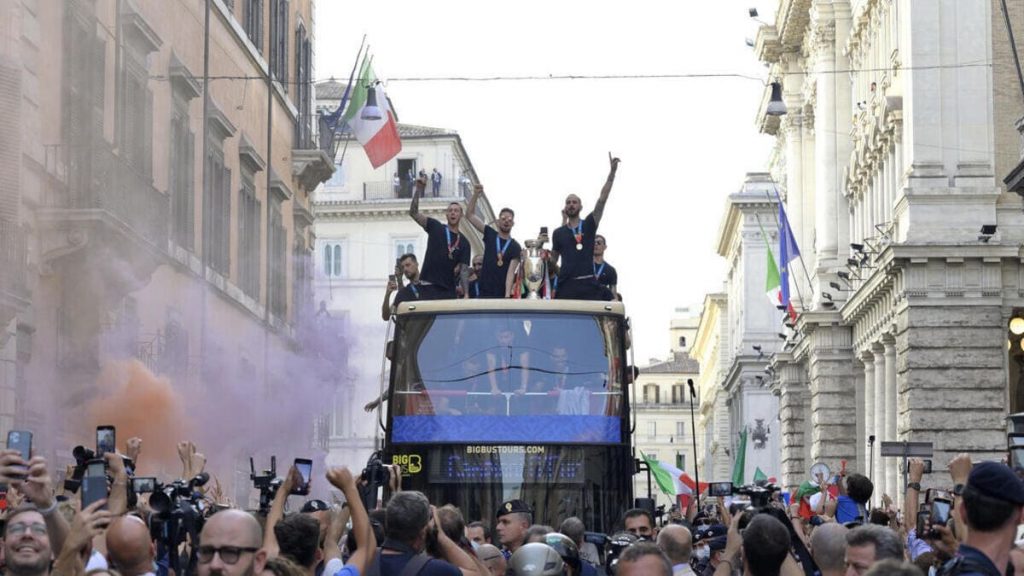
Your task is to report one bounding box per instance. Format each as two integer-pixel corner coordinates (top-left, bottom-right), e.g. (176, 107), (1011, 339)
(752, 0), (1024, 502)
(0, 0), (333, 494)
(692, 174), (785, 487)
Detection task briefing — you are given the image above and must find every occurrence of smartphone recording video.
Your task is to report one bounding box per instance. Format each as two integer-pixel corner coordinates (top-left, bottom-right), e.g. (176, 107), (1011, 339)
(96, 426), (115, 458)
(291, 458), (312, 496)
(131, 477), (156, 494)
(709, 481), (733, 497)
(81, 460), (107, 509)
(6, 430), (32, 480)
(930, 498), (952, 527)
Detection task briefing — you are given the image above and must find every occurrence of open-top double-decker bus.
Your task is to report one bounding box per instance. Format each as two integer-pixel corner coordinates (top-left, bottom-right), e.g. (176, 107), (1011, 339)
(378, 299), (635, 533)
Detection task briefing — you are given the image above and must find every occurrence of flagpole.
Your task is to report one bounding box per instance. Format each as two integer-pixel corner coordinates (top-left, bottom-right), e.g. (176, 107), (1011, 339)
(754, 210), (807, 319)
(762, 187), (811, 317)
(330, 38), (367, 167)
(338, 54), (374, 169)
(687, 379), (700, 506)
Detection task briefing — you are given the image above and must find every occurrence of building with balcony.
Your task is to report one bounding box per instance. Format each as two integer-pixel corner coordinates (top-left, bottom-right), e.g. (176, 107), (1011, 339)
(312, 79), (497, 467)
(0, 0), (334, 491)
(749, 0), (1024, 502)
(633, 308), (700, 510)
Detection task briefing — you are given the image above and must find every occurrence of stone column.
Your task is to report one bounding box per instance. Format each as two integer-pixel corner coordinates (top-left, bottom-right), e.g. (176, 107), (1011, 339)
(872, 341), (886, 504)
(860, 350), (875, 479)
(803, 315), (857, 466)
(774, 352), (809, 492)
(884, 335), (898, 504)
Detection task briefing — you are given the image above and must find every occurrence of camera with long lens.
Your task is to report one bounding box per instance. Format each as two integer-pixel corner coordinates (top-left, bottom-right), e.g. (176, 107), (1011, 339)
(250, 456), (282, 515)
(148, 472), (210, 576)
(358, 452), (387, 512)
(63, 446), (97, 493)
(734, 482), (781, 510)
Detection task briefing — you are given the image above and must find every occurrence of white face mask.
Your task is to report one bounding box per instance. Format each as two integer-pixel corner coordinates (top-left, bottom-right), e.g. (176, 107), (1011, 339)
(695, 547), (710, 562)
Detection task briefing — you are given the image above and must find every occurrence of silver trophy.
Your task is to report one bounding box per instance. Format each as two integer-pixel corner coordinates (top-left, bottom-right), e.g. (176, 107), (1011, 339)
(522, 239), (547, 299)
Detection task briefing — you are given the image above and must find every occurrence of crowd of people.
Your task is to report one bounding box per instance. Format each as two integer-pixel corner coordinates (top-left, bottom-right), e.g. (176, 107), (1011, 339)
(382, 154), (621, 317)
(1, 433), (1024, 576)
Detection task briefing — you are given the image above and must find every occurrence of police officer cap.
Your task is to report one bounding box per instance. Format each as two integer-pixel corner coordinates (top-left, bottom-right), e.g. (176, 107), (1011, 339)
(707, 535), (728, 552)
(694, 524), (727, 543)
(509, 542), (564, 576)
(968, 461), (1024, 505)
(497, 499), (532, 518)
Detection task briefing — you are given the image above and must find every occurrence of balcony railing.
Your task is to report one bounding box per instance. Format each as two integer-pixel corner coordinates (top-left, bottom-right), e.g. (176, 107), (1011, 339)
(362, 180), (471, 201)
(0, 219), (28, 301)
(44, 143), (168, 248)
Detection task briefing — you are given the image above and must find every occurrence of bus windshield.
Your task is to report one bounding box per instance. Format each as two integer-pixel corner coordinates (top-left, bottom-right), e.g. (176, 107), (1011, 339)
(389, 312), (625, 444)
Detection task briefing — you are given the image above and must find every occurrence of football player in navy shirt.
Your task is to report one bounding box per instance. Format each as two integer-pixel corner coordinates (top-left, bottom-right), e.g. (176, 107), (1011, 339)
(465, 184), (522, 298)
(409, 177), (471, 298)
(593, 234), (617, 300)
(550, 153), (620, 300)
(381, 253), (423, 320)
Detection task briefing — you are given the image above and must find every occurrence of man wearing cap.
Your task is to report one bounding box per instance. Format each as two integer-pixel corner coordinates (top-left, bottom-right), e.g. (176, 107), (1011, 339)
(301, 499), (331, 546)
(691, 525), (727, 576)
(936, 456), (1024, 576)
(700, 537), (727, 576)
(495, 500), (532, 559)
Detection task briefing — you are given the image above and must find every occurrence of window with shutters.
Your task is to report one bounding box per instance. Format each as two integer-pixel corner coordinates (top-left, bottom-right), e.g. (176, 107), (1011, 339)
(676, 453), (685, 471)
(62, 4), (105, 197)
(269, 0), (288, 90)
(646, 422), (656, 439)
(244, 0), (263, 53)
(269, 196), (288, 318)
(676, 421), (686, 437)
(203, 142), (231, 275)
(672, 384), (685, 404)
(120, 45), (153, 178)
(643, 384), (659, 404)
(293, 234), (312, 320)
(293, 23), (312, 148)
(237, 168), (261, 298)
(170, 98), (195, 249)
(323, 242), (343, 278)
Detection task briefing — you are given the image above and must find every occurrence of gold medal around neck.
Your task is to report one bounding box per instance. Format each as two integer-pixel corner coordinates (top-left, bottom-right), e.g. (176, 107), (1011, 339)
(576, 243), (583, 251)
(497, 254), (504, 267)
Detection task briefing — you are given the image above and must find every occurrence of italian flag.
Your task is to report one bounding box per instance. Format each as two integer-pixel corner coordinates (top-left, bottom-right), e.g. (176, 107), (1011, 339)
(642, 452), (707, 508)
(765, 241), (783, 307)
(341, 56), (402, 169)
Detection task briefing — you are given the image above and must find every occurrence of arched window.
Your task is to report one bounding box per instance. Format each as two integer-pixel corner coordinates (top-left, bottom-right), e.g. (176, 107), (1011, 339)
(323, 242), (342, 278)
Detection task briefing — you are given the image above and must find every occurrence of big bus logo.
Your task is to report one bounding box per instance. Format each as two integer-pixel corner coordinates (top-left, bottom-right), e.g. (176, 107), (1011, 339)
(392, 454), (422, 474)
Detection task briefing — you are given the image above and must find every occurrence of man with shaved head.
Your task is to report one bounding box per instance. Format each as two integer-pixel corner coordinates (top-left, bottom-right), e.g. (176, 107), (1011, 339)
(657, 524), (695, 576)
(550, 154), (620, 300)
(197, 509), (267, 576)
(106, 516), (156, 576)
(809, 523), (848, 576)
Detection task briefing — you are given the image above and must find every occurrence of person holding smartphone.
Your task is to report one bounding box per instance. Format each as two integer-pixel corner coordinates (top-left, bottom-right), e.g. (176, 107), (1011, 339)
(0, 449), (71, 566)
(550, 153), (619, 301)
(382, 253), (422, 321)
(465, 184), (522, 298)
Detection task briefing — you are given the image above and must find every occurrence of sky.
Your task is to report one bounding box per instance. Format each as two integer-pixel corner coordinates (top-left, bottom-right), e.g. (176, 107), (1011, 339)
(315, 0), (777, 364)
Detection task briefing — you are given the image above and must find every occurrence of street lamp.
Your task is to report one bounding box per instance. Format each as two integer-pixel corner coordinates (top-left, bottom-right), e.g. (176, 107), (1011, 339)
(1011, 317), (1024, 335)
(361, 82), (383, 121)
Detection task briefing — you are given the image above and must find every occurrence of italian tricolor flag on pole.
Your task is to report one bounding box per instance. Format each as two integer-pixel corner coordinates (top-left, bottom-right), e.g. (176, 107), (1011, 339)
(765, 242), (783, 307)
(341, 56), (402, 169)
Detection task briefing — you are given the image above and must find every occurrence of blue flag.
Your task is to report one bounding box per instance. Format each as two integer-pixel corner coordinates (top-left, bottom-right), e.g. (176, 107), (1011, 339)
(777, 198), (800, 320)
